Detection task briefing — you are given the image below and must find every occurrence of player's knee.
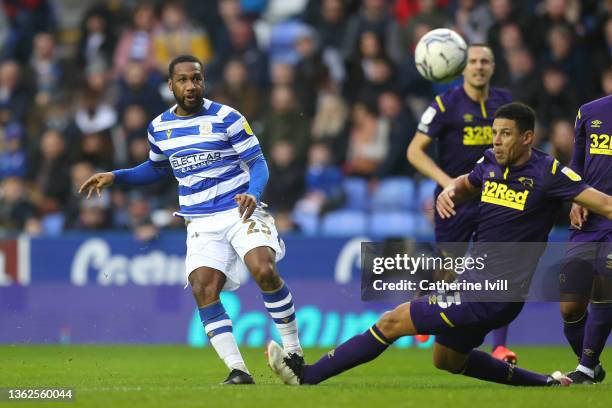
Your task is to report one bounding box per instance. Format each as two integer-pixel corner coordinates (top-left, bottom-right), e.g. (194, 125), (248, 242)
(560, 301), (588, 322)
(377, 309), (402, 339)
(249, 259), (278, 287)
(190, 275), (221, 304)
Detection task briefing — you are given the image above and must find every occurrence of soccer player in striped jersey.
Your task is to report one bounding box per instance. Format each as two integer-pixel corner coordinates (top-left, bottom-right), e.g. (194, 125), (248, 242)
(407, 44), (516, 363)
(560, 95), (612, 384)
(80, 55), (303, 385)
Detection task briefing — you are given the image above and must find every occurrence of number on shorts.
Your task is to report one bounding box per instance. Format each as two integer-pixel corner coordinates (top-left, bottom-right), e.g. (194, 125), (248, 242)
(246, 219), (271, 236)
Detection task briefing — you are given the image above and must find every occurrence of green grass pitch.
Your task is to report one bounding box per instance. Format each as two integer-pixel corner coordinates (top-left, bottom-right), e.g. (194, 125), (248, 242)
(1, 345), (610, 407)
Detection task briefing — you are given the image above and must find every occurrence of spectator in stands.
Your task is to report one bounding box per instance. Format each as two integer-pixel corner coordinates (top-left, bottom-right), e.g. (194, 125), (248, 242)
(211, 59), (261, 120)
(0, 176), (39, 233)
(73, 86), (118, 136)
(259, 85), (311, 163)
(27, 129), (71, 215)
(263, 140), (305, 213)
(29, 32), (75, 108)
(374, 90), (416, 177)
(527, 0), (575, 54)
(454, 0), (493, 44)
(210, 17), (268, 86)
(343, 0), (402, 62)
(76, 4), (118, 72)
(504, 48), (539, 108)
(0, 60), (31, 125)
(344, 101), (388, 177)
(344, 30), (393, 102)
(311, 92), (349, 148)
(400, 0), (448, 58)
(295, 142), (345, 216)
(541, 24), (585, 97)
(536, 65), (578, 131)
(0, 121), (26, 179)
(113, 2), (159, 78)
(152, 0), (214, 75)
(588, 17), (612, 98)
(487, 0), (523, 57)
(310, 0), (349, 51)
(116, 61), (167, 121)
(547, 119), (574, 165)
(0, 0), (56, 63)
(294, 28), (329, 117)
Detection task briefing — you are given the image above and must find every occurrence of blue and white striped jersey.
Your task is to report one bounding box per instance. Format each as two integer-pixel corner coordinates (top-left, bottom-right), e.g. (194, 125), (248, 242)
(147, 98), (262, 217)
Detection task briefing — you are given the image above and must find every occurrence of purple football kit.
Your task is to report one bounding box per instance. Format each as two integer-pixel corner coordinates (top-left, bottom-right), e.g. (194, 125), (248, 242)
(411, 148), (589, 353)
(561, 95), (612, 374)
(562, 96), (612, 295)
(418, 86), (512, 243)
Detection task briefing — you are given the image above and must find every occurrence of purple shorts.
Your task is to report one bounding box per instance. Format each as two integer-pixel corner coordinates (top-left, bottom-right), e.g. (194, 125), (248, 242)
(434, 198), (478, 243)
(561, 229), (612, 297)
(410, 294), (523, 354)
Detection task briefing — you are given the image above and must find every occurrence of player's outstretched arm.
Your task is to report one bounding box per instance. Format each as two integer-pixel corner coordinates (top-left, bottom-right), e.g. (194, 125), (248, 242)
(573, 188), (612, 221)
(407, 132), (454, 188)
(436, 174), (479, 219)
(79, 172), (115, 199)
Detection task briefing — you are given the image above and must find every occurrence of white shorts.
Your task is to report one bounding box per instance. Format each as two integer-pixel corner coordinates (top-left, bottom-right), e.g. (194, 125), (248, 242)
(184, 207), (285, 291)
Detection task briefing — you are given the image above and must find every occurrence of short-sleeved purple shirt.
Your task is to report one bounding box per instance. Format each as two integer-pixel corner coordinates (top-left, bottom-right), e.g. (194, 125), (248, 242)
(570, 95), (612, 231)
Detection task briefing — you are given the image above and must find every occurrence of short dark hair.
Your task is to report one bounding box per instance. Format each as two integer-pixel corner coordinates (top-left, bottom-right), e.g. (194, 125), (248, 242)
(168, 55), (203, 77)
(494, 102), (536, 133)
(468, 43), (494, 60)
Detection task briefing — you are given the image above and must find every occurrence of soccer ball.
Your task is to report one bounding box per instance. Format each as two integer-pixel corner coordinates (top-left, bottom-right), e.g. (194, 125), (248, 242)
(415, 28), (468, 83)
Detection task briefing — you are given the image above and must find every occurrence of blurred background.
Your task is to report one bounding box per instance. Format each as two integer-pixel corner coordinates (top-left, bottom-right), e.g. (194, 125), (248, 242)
(1, 0), (611, 347)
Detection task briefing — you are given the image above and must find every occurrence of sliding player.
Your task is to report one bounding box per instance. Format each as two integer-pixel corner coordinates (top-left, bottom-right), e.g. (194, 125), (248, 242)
(407, 44), (515, 363)
(268, 103), (612, 387)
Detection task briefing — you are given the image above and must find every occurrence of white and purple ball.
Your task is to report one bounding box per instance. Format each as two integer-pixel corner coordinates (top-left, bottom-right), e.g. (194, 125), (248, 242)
(415, 28), (468, 83)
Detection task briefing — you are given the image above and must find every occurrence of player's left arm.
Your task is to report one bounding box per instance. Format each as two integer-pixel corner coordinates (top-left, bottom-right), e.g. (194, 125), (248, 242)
(568, 108), (589, 228)
(235, 155), (269, 219)
(436, 174), (479, 218)
(227, 111), (268, 219)
(573, 188), (612, 221)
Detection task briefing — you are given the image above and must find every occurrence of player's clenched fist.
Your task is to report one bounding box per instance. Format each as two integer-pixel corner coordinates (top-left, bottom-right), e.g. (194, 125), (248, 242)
(234, 193), (257, 220)
(436, 185), (457, 219)
(79, 172), (115, 199)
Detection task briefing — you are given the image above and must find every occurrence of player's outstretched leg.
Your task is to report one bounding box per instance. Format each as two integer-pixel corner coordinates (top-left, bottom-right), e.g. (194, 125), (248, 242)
(267, 300), (571, 386)
(190, 267), (254, 385)
(268, 302), (410, 384)
(244, 247), (303, 357)
(491, 325), (518, 364)
(567, 303), (611, 384)
(433, 343), (569, 386)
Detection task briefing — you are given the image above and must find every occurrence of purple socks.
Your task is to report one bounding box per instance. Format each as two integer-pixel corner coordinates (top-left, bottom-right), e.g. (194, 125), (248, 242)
(302, 325), (392, 384)
(463, 349), (548, 386)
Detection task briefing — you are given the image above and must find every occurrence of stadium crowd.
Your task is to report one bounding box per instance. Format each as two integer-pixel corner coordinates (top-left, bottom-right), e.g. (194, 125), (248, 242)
(0, 0), (611, 238)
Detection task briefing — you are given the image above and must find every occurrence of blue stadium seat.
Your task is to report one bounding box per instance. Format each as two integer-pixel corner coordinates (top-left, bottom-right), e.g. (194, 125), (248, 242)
(342, 177), (369, 210)
(369, 211), (417, 237)
(320, 210), (367, 237)
(291, 211), (319, 236)
(416, 213), (435, 236)
(417, 179), (438, 209)
(370, 177), (416, 211)
(41, 212), (65, 236)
